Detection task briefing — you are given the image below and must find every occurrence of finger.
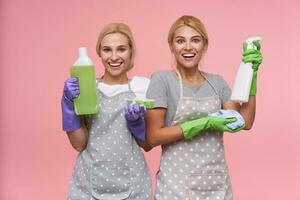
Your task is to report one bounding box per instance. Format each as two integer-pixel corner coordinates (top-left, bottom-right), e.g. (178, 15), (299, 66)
(68, 85), (80, 91)
(253, 40), (261, 51)
(124, 107), (130, 117)
(225, 117), (237, 124)
(243, 55), (262, 64)
(69, 77), (79, 83)
(68, 81), (80, 87)
(132, 103), (140, 112)
(70, 87), (80, 93)
(243, 42), (248, 52)
(73, 89), (80, 97)
(243, 49), (257, 56)
(140, 106), (145, 114)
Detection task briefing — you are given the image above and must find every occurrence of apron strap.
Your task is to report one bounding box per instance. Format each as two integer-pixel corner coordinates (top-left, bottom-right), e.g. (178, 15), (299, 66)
(201, 73), (219, 96)
(128, 79), (133, 92)
(175, 70), (184, 97)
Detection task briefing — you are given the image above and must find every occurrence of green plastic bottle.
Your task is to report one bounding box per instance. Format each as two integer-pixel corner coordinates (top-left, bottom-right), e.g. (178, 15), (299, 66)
(70, 47), (99, 115)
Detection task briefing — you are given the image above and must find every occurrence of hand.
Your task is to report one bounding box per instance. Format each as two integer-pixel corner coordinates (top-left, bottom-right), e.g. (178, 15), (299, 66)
(63, 77), (80, 101)
(242, 40), (263, 96)
(61, 77), (81, 132)
(124, 103), (146, 141)
(180, 116), (238, 140)
(209, 109), (245, 131)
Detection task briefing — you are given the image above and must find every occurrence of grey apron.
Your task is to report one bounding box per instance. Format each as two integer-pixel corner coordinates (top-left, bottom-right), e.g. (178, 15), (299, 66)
(68, 81), (152, 200)
(154, 71), (233, 200)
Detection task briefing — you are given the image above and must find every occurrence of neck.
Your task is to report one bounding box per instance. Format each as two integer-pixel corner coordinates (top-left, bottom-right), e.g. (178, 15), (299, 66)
(176, 65), (204, 85)
(101, 73), (129, 85)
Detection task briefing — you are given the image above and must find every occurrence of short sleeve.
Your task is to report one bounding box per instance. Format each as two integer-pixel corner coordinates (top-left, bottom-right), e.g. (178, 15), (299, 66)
(146, 72), (168, 108)
(216, 75), (232, 104)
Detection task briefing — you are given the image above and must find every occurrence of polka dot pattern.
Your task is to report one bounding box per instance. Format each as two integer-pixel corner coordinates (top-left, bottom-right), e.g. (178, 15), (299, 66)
(68, 88), (152, 200)
(155, 95), (233, 200)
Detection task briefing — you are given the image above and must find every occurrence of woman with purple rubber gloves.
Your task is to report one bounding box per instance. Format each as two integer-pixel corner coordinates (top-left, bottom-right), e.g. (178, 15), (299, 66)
(61, 23), (152, 200)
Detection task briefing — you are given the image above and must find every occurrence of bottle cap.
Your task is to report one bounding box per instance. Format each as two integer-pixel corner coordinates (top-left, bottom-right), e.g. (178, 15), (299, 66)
(79, 47), (87, 56)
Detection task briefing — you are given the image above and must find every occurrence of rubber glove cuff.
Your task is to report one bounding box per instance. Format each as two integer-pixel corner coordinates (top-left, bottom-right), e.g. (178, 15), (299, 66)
(61, 95), (81, 132)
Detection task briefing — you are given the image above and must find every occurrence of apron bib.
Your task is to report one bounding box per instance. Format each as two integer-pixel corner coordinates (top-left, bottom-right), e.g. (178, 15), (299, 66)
(154, 71), (233, 200)
(68, 81), (152, 200)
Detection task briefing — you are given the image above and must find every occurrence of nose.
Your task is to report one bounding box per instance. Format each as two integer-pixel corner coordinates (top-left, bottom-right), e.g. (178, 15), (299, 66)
(185, 41), (192, 51)
(111, 50), (118, 61)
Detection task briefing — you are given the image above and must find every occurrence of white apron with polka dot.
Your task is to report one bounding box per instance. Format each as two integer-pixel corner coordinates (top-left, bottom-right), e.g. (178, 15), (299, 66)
(154, 72), (233, 200)
(68, 81), (152, 200)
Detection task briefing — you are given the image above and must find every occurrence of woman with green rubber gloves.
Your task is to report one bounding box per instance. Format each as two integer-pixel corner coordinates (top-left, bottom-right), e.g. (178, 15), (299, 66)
(145, 15), (262, 200)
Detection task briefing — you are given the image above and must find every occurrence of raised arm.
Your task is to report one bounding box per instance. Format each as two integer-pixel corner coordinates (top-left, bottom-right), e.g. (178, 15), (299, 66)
(223, 39), (262, 130)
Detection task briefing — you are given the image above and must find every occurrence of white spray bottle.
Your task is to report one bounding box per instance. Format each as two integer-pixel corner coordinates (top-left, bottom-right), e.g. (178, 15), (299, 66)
(231, 37), (262, 103)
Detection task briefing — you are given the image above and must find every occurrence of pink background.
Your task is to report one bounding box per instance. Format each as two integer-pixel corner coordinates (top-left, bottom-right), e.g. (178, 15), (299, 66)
(1, 0), (300, 199)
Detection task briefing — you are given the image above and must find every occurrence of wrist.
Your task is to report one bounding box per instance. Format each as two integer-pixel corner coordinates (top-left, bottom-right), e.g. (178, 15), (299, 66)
(249, 72), (257, 96)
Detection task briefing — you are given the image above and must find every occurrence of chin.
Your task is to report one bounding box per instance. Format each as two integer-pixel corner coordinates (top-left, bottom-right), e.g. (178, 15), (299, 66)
(179, 62), (198, 69)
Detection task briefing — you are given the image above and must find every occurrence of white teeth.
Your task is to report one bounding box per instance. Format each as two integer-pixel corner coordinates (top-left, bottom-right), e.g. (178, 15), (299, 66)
(182, 53), (195, 58)
(109, 63), (122, 67)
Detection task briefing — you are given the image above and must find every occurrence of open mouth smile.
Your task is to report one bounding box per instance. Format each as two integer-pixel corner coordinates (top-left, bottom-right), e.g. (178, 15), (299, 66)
(181, 53), (196, 59)
(108, 62), (123, 68)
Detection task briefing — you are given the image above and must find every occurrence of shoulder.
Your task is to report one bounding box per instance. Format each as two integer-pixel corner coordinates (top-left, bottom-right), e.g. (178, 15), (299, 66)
(150, 71), (175, 84)
(150, 70), (173, 79)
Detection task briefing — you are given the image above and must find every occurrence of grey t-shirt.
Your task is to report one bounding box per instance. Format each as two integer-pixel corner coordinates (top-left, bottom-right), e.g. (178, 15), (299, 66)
(146, 71), (231, 126)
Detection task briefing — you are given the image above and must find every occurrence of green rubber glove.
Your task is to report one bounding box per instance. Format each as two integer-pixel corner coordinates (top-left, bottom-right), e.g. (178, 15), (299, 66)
(242, 40), (263, 96)
(180, 117), (241, 140)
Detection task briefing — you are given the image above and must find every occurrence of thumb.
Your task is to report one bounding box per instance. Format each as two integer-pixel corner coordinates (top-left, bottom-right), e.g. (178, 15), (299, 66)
(224, 117), (237, 124)
(243, 42), (248, 52)
(253, 40), (261, 51)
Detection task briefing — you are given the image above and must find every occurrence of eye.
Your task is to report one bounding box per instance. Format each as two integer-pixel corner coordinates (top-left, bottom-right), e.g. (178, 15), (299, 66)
(102, 48), (111, 53)
(118, 47), (127, 52)
(176, 39), (185, 44)
(192, 38), (202, 43)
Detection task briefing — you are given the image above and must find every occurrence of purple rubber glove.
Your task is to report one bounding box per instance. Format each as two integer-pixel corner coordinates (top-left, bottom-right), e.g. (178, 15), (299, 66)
(124, 103), (146, 141)
(61, 77), (81, 131)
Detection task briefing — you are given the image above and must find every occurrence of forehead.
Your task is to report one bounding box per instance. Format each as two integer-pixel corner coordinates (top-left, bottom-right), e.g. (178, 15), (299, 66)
(174, 26), (201, 38)
(101, 32), (129, 46)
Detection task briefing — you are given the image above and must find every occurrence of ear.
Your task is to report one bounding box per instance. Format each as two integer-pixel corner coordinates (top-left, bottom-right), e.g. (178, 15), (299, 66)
(169, 44), (175, 53)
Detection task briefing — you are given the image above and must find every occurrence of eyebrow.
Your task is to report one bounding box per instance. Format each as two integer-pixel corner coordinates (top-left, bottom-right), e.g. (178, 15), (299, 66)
(175, 35), (202, 39)
(102, 44), (129, 48)
(117, 45), (129, 48)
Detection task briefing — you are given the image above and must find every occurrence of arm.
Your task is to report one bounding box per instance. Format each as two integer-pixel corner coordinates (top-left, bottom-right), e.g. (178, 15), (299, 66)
(124, 103), (154, 151)
(223, 97), (255, 130)
(146, 107), (238, 146)
(61, 77), (88, 152)
(136, 140), (152, 152)
(223, 39), (262, 130)
(146, 108), (184, 147)
(66, 124), (89, 152)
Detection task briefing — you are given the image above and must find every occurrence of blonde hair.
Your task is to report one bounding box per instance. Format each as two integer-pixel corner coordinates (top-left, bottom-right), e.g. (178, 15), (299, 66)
(168, 15), (209, 52)
(96, 23), (136, 69)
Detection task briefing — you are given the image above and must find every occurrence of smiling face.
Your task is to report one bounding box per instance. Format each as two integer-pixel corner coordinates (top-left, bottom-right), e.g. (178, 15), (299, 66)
(100, 32), (132, 79)
(171, 25), (205, 69)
